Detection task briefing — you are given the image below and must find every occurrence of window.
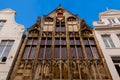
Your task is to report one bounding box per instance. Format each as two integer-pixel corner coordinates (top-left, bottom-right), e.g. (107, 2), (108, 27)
(118, 18), (120, 22)
(23, 38), (38, 59)
(54, 38), (67, 59)
(108, 19), (115, 24)
(0, 20), (6, 31)
(57, 13), (63, 17)
(0, 40), (14, 62)
(70, 37), (83, 59)
(117, 34), (120, 40)
(55, 19), (65, 32)
(39, 37), (52, 59)
(83, 38), (100, 59)
(67, 19), (78, 32)
(102, 35), (115, 48)
(111, 57), (120, 76)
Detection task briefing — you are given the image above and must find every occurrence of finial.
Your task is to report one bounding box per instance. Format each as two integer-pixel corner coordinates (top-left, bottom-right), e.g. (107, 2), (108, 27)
(58, 4), (62, 8)
(106, 7), (109, 11)
(59, 4), (61, 7)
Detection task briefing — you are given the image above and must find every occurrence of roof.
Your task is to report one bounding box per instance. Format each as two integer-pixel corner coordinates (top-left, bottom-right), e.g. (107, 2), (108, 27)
(100, 9), (120, 16)
(0, 8), (16, 13)
(46, 4), (77, 17)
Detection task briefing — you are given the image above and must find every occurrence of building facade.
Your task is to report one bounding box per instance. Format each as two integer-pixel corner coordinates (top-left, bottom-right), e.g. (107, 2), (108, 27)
(0, 9), (24, 80)
(93, 9), (120, 80)
(9, 6), (111, 80)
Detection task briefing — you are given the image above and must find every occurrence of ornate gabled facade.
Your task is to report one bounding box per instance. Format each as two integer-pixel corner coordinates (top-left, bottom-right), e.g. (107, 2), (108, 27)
(0, 8), (24, 80)
(93, 9), (120, 80)
(9, 6), (111, 80)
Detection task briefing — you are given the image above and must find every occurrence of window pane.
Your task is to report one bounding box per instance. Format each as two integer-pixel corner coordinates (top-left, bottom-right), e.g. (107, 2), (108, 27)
(109, 37), (115, 47)
(83, 38), (89, 45)
(92, 46), (99, 59)
(2, 46), (11, 58)
(55, 38), (60, 45)
(112, 57), (120, 63)
(102, 37), (110, 47)
(27, 38), (32, 45)
(23, 46), (30, 59)
(70, 38), (74, 45)
(71, 46), (76, 59)
(61, 22), (65, 27)
(102, 35), (115, 48)
(46, 46), (51, 59)
(0, 41), (7, 45)
(115, 65), (120, 76)
(0, 22), (5, 27)
(39, 46), (44, 59)
(89, 38), (95, 45)
(68, 25), (73, 31)
(61, 38), (66, 45)
(8, 40), (14, 45)
(55, 47), (60, 59)
(29, 46), (36, 59)
(56, 27), (60, 32)
(62, 46), (67, 59)
(33, 38), (38, 45)
(85, 47), (93, 59)
(117, 34), (120, 40)
(41, 38), (46, 45)
(112, 57), (120, 76)
(75, 38), (80, 45)
(77, 46), (83, 59)
(61, 27), (65, 32)
(47, 38), (52, 45)
(0, 46), (5, 57)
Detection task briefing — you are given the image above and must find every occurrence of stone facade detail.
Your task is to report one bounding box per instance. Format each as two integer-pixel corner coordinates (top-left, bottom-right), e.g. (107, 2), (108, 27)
(9, 6), (111, 80)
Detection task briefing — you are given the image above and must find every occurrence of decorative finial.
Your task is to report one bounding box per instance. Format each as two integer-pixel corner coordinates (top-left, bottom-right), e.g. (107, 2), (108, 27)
(106, 7), (109, 11)
(59, 4), (62, 7)
(58, 4), (62, 8)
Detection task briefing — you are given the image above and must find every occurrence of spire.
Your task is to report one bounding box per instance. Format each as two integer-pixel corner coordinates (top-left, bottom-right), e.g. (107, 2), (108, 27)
(36, 16), (41, 25)
(58, 4), (62, 9)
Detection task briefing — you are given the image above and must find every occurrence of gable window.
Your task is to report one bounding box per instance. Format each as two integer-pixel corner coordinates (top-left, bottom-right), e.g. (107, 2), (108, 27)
(102, 35), (115, 48)
(111, 57), (120, 76)
(0, 20), (6, 31)
(57, 13), (63, 17)
(0, 40), (14, 62)
(108, 19), (115, 24)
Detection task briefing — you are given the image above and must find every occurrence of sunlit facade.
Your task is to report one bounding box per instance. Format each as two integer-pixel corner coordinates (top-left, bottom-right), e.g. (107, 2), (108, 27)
(9, 6), (111, 80)
(93, 9), (120, 80)
(0, 8), (24, 80)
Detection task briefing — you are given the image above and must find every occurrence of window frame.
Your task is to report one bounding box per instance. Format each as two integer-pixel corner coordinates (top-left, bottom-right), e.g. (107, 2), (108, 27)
(22, 37), (38, 59)
(102, 35), (115, 48)
(111, 57), (120, 77)
(0, 40), (14, 62)
(83, 38), (100, 59)
(0, 20), (6, 31)
(108, 18), (115, 24)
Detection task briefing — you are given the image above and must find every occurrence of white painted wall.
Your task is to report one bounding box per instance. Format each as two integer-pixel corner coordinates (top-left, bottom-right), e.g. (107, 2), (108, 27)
(0, 8), (24, 80)
(93, 9), (120, 80)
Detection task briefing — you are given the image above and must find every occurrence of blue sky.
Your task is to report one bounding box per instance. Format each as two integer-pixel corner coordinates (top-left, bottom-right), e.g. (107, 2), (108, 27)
(0, 0), (120, 28)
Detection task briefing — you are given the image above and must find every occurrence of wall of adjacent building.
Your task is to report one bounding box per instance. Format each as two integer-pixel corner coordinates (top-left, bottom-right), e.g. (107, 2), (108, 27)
(0, 8), (24, 80)
(93, 9), (120, 80)
(94, 29), (120, 80)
